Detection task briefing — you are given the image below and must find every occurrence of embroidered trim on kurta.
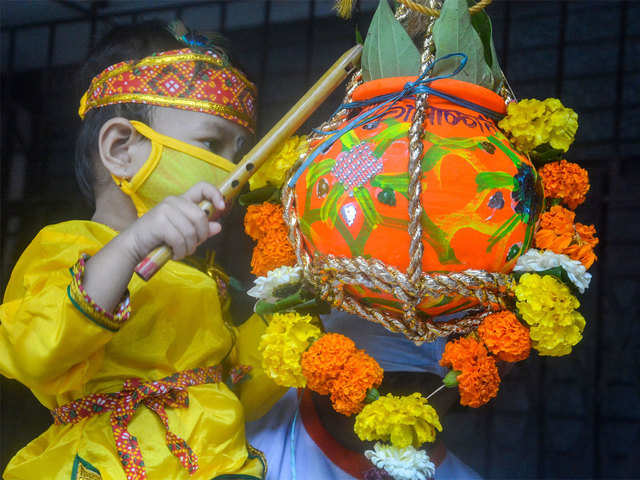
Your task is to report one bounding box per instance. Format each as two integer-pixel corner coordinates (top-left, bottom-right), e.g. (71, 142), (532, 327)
(67, 254), (131, 331)
(71, 454), (102, 480)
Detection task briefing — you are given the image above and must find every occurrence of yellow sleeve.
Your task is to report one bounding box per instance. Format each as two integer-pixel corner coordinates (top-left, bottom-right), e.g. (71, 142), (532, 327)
(0, 222), (126, 398)
(233, 314), (288, 422)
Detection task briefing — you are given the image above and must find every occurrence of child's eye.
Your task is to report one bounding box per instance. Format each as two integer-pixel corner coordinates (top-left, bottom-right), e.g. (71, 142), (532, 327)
(203, 140), (219, 153)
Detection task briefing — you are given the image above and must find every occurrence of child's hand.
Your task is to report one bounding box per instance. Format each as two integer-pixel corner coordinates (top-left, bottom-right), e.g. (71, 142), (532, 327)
(123, 182), (227, 262)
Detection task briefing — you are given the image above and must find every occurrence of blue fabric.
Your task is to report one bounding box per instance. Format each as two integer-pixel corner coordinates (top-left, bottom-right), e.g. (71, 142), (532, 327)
(322, 310), (449, 377)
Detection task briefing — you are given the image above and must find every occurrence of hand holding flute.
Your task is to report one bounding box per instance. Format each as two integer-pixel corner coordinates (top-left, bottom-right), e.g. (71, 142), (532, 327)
(134, 44), (363, 280)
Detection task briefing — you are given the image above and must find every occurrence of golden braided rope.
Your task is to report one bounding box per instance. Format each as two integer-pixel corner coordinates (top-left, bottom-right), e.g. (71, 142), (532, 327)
(397, 0), (493, 17)
(282, 177), (514, 344)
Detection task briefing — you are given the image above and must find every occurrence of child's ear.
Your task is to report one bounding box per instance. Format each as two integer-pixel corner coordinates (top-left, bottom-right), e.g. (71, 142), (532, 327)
(98, 117), (150, 179)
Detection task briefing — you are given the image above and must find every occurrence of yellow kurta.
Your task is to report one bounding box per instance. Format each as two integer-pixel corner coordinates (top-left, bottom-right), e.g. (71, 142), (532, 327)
(0, 220), (285, 480)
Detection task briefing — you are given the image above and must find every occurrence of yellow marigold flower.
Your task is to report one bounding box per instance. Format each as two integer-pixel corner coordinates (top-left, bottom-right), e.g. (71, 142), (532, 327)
(354, 393), (442, 448)
(249, 135), (308, 190)
(514, 273), (585, 356)
(259, 312), (322, 387)
(498, 98), (578, 153)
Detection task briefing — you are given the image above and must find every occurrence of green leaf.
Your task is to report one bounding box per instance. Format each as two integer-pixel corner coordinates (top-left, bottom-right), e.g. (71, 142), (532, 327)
(362, 0), (421, 81)
(238, 185), (278, 206)
(355, 26), (364, 45)
(467, 0), (503, 92)
(513, 268), (581, 296)
(431, 0), (493, 89)
(530, 142), (564, 166)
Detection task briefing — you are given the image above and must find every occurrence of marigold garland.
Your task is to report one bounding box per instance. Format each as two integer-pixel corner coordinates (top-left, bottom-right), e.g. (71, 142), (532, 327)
(301, 333), (357, 395)
(245, 202), (297, 276)
(330, 349), (384, 416)
(498, 98), (578, 153)
(258, 312), (322, 387)
(534, 205), (598, 269)
(354, 393), (442, 448)
(539, 160), (590, 210)
(244, 202), (284, 241)
(514, 273), (585, 357)
(250, 226), (297, 276)
(477, 311), (531, 363)
(440, 337), (500, 408)
(249, 135), (308, 191)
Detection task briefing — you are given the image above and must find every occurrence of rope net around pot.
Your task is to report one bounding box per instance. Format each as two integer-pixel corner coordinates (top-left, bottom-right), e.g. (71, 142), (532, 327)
(282, 0), (519, 345)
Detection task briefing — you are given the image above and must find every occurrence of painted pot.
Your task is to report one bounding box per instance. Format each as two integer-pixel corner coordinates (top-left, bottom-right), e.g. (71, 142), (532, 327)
(293, 77), (543, 318)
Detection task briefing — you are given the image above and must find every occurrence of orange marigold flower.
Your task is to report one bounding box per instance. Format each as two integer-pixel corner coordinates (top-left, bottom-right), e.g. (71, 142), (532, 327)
(439, 337), (488, 372)
(539, 160), (590, 210)
(250, 225), (296, 277)
(457, 358), (500, 408)
(565, 223), (599, 269)
(244, 202), (284, 241)
(478, 311), (531, 363)
(301, 333), (357, 395)
(534, 205), (598, 269)
(440, 337), (500, 408)
(538, 205), (575, 233)
(330, 350), (384, 416)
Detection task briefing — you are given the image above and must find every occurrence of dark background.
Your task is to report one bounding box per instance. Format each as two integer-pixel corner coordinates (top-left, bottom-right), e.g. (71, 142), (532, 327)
(1, 0), (639, 478)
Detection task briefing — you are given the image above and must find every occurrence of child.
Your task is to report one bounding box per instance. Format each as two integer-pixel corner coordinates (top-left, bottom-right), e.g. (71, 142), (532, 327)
(0, 23), (283, 480)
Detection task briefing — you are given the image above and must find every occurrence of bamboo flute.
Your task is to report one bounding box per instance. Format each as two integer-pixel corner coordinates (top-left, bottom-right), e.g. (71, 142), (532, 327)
(135, 44), (363, 281)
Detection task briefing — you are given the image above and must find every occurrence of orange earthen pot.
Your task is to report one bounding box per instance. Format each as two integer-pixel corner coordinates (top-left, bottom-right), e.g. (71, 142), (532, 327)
(293, 77), (544, 318)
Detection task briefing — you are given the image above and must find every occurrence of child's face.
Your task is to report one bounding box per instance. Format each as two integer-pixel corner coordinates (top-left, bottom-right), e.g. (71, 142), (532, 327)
(150, 107), (251, 164)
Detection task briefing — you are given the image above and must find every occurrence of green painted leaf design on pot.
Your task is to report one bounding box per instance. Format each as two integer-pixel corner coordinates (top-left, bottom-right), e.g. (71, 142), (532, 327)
(361, 0), (421, 81)
(320, 182), (345, 224)
(377, 188), (397, 206)
(353, 186), (382, 226)
(475, 172), (514, 192)
(306, 158), (335, 188)
(370, 173), (410, 197)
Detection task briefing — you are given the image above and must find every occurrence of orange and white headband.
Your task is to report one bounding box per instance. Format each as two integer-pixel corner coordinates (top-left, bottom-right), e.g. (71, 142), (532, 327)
(78, 48), (257, 133)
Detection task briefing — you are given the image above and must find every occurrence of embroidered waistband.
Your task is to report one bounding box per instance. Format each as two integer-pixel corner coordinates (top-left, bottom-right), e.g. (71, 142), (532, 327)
(52, 366), (224, 480)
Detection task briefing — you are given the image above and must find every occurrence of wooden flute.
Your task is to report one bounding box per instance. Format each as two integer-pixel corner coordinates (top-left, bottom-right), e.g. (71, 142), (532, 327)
(134, 44), (363, 281)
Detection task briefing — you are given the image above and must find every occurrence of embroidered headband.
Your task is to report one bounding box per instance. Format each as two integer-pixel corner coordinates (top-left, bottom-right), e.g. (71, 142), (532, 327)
(78, 48), (257, 133)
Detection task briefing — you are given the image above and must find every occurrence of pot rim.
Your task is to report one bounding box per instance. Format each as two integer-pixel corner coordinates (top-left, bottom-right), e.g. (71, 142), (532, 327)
(352, 77), (507, 115)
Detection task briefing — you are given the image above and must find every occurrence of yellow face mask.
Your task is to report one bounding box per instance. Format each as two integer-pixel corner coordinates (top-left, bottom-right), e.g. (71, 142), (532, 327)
(113, 120), (236, 216)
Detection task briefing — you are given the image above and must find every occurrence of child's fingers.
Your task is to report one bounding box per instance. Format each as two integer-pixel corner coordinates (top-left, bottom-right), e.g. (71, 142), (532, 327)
(161, 215), (191, 259)
(164, 196), (210, 244)
(209, 222), (222, 237)
(182, 182), (226, 212)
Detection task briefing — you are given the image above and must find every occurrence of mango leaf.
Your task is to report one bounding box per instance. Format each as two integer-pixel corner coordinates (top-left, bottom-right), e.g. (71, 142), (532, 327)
(238, 185), (278, 206)
(362, 0), (421, 81)
(467, 0), (503, 92)
(431, 0), (493, 89)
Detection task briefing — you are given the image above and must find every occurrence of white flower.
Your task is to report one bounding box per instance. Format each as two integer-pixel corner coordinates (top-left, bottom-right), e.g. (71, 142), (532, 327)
(247, 265), (303, 304)
(513, 248), (591, 293)
(364, 443), (435, 480)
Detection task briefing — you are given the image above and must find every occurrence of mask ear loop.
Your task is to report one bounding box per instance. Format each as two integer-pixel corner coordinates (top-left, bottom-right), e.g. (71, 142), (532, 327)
(111, 120), (164, 216)
(130, 120), (237, 172)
